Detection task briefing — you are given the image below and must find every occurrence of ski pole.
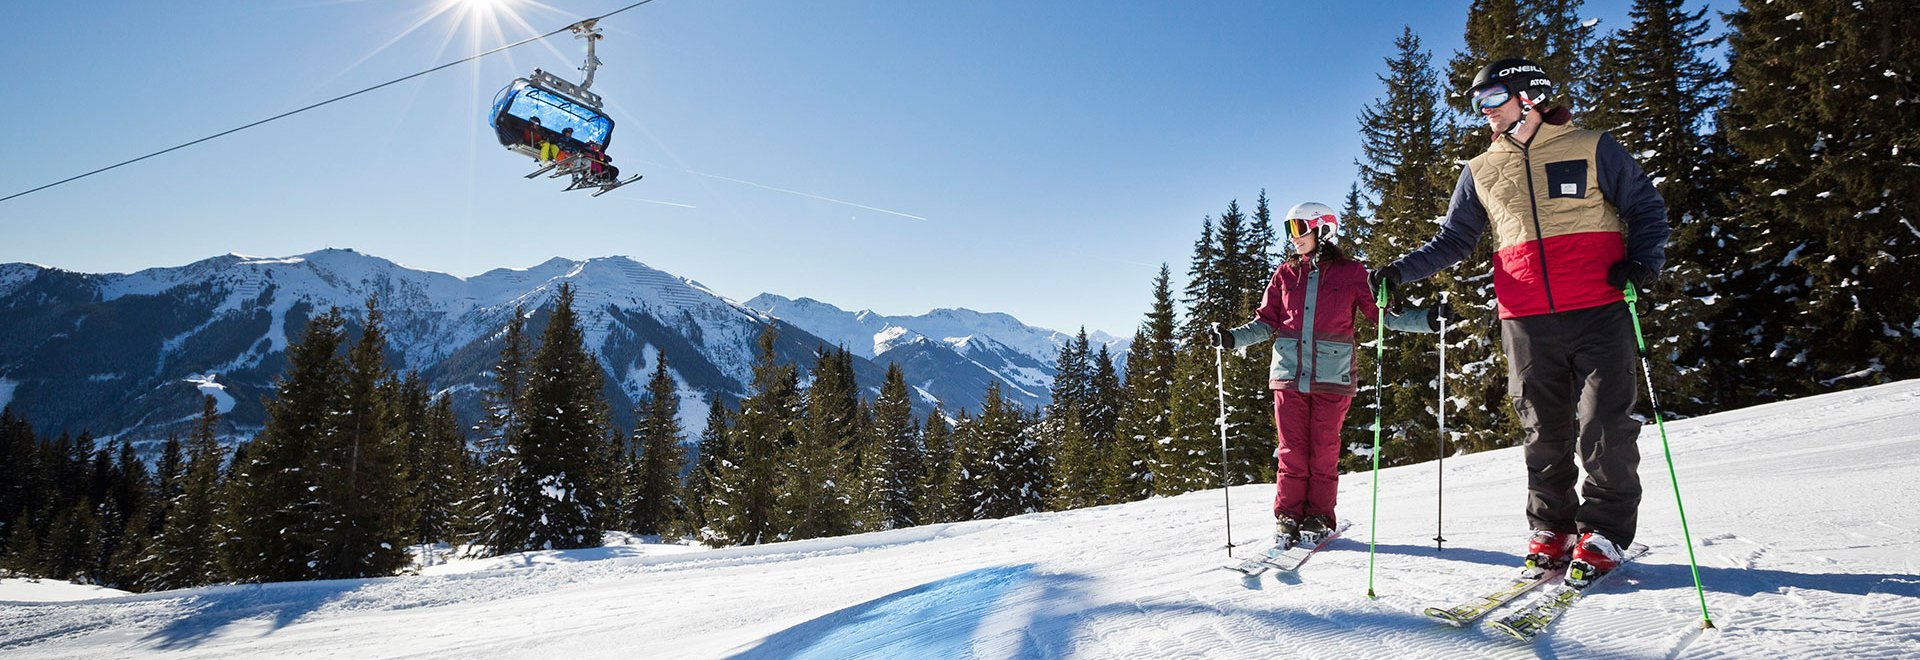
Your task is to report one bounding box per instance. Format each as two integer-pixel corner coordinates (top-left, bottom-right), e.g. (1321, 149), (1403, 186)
(1213, 323), (1235, 558)
(1367, 282), (1387, 599)
(1625, 283), (1715, 630)
(1434, 291), (1447, 552)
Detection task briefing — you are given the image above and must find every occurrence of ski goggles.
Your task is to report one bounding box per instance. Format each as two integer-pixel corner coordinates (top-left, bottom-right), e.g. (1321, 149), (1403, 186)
(1285, 218), (1313, 238)
(1285, 217), (1333, 239)
(1474, 83), (1512, 110)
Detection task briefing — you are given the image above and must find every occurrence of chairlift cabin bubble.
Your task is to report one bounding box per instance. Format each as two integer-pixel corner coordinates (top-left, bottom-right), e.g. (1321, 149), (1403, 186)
(486, 19), (640, 196)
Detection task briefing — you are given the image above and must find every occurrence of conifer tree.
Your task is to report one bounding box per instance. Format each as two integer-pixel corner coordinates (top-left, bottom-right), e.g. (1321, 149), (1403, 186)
(960, 384), (1043, 519)
(475, 306), (532, 554)
(155, 433), (184, 510)
(1038, 330), (1094, 510)
(1716, 0), (1920, 399)
(782, 347), (857, 540)
(1247, 191), (1279, 293)
(1085, 344), (1123, 474)
(40, 499), (98, 581)
(1584, 0), (1730, 414)
(916, 407), (958, 523)
(152, 396), (228, 590)
(683, 399), (730, 534)
(93, 440), (148, 588)
(225, 309), (347, 582)
(506, 283), (612, 551)
(862, 363), (922, 530)
(703, 327), (794, 546)
(314, 296), (413, 578)
(1156, 344), (1221, 496)
(0, 408), (30, 556)
(407, 394), (467, 548)
(1109, 266), (1177, 503)
(626, 357), (686, 537)
(1045, 411), (1097, 511)
(1361, 25), (1518, 462)
(1181, 217), (1222, 337)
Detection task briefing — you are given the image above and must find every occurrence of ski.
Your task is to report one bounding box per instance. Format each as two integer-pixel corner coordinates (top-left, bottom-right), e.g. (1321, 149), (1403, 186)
(1489, 543), (1649, 641)
(1421, 565), (1562, 627)
(1226, 520), (1351, 577)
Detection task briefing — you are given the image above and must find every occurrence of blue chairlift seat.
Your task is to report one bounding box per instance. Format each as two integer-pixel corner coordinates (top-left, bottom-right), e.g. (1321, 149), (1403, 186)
(489, 73), (615, 160)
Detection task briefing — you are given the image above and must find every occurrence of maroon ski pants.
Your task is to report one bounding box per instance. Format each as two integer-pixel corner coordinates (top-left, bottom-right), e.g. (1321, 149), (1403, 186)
(1271, 389), (1352, 521)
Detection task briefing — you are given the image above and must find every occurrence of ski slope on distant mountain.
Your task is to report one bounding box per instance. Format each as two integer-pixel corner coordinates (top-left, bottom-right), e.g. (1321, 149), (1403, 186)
(6, 381), (1918, 658)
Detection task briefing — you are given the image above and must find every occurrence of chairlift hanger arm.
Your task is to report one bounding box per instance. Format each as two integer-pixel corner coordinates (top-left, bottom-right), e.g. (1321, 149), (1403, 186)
(571, 19), (604, 90)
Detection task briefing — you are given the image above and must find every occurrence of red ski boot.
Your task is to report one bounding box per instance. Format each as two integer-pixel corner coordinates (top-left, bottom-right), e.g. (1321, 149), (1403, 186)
(1567, 532), (1625, 588)
(1525, 530), (1576, 571)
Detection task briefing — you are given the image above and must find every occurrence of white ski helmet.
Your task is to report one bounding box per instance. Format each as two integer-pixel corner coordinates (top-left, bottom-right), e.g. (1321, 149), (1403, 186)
(1285, 202), (1340, 244)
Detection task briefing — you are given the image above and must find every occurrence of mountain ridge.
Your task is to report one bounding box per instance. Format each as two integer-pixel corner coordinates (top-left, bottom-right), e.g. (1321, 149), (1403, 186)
(0, 249), (1091, 452)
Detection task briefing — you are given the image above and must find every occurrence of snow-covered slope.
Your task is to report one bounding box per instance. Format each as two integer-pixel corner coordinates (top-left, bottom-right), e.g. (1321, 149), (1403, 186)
(8, 381), (1918, 658)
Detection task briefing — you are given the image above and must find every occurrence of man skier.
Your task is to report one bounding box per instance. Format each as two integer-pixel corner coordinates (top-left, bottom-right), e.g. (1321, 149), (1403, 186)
(1370, 57), (1670, 583)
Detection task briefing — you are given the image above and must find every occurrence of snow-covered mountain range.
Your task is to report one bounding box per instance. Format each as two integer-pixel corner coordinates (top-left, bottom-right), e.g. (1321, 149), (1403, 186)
(0, 249), (1108, 450)
(745, 294), (1130, 406)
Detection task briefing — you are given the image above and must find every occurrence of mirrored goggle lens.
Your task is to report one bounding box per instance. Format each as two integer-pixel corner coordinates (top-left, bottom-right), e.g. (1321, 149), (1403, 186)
(1285, 218), (1312, 238)
(1475, 84), (1512, 109)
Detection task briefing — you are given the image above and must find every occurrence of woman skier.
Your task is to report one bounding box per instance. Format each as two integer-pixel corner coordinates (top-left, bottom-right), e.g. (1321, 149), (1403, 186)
(1212, 201), (1448, 547)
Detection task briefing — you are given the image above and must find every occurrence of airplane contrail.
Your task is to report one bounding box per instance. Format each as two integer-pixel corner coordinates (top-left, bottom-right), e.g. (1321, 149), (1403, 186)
(680, 170), (930, 222)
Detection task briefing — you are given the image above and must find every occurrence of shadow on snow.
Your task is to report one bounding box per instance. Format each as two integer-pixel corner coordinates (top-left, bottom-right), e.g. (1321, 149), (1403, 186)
(727, 563), (1453, 658)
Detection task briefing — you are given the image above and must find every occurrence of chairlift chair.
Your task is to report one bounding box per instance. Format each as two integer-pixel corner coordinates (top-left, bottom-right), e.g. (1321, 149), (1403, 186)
(486, 20), (642, 195)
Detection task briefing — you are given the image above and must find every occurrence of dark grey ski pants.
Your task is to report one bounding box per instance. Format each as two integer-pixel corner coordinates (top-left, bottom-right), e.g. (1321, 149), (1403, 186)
(1501, 301), (1642, 547)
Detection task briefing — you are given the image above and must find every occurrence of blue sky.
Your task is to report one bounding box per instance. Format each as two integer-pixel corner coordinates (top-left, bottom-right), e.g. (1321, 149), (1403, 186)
(0, 1), (1725, 337)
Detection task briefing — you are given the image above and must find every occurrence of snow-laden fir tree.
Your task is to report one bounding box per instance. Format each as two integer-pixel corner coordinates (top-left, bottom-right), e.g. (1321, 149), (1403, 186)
(1109, 265), (1177, 503)
(625, 356), (686, 537)
(151, 396), (229, 589)
(404, 386), (469, 549)
(703, 326), (795, 546)
(1716, 0), (1920, 401)
(1040, 329), (1094, 511)
(1084, 343), (1125, 494)
(859, 363), (922, 530)
(1583, 0), (1730, 415)
(1354, 26), (1514, 465)
(224, 309), (347, 582)
(780, 346), (858, 540)
(916, 407), (959, 524)
(957, 383), (1043, 519)
(502, 283), (612, 552)
(313, 296), (413, 578)
(683, 398), (730, 534)
(473, 307), (532, 554)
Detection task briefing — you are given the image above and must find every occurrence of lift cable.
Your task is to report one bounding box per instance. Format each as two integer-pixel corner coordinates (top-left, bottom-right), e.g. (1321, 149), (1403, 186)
(0, 0), (658, 205)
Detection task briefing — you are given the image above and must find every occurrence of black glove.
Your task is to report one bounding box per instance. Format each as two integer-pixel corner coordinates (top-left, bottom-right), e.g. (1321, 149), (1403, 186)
(1209, 323), (1234, 350)
(1368, 266), (1402, 297)
(1427, 302), (1455, 332)
(1607, 260), (1656, 290)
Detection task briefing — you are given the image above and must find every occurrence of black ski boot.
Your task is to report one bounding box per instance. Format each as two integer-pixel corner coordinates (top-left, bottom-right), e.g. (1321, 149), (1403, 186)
(1300, 515), (1335, 545)
(1274, 517), (1301, 549)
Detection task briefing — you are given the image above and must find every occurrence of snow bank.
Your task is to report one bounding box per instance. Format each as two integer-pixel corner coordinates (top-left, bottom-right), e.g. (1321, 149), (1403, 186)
(0, 579), (131, 603)
(181, 374), (236, 414)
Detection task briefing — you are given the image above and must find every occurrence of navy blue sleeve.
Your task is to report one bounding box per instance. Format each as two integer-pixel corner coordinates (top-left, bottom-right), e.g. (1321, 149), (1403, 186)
(1389, 165), (1488, 283)
(1596, 133), (1670, 272)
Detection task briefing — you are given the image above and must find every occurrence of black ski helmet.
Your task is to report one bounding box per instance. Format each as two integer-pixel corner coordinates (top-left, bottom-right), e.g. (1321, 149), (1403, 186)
(1470, 57), (1553, 106)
